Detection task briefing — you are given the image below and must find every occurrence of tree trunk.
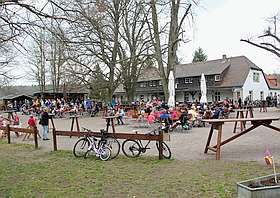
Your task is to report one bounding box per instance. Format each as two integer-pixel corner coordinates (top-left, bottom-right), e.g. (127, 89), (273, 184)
(150, 0), (169, 101)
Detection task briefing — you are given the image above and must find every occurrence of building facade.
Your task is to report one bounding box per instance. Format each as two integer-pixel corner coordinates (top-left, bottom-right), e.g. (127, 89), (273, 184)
(115, 55), (274, 104)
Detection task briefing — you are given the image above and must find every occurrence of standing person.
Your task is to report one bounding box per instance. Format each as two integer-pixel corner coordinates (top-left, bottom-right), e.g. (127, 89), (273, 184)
(238, 97), (242, 109)
(40, 108), (50, 140)
(116, 107), (125, 125)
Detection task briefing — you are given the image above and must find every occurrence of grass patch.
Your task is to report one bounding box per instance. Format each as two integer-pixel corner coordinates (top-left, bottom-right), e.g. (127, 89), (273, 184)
(0, 140), (272, 198)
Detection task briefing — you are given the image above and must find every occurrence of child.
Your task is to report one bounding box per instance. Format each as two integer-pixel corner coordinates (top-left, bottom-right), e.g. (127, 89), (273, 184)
(27, 115), (36, 128)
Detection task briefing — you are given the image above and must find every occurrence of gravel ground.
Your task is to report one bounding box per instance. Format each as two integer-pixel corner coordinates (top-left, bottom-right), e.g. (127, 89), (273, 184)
(8, 107), (280, 163)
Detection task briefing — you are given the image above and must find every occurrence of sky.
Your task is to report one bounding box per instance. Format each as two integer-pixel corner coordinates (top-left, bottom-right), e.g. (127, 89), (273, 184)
(179, 0), (280, 73)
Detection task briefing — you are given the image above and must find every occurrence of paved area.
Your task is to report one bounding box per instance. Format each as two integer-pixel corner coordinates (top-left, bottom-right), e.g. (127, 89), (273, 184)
(7, 107), (280, 163)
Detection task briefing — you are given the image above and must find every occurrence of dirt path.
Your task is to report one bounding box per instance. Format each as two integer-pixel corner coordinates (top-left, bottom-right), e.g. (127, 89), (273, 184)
(9, 107), (280, 163)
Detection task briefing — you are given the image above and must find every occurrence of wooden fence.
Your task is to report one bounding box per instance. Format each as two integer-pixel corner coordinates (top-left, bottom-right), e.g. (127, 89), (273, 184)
(52, 128), (167, 159)
(0, 124), (39, 149)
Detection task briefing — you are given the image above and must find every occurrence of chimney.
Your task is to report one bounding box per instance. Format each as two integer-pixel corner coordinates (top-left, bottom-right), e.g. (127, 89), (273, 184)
(222, 54), (227, 60)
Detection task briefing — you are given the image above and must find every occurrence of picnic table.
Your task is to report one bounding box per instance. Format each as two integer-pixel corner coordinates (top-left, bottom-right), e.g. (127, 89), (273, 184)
(69, 115), (81, 132)
(233, 108), (254, 133)
(203, 117), (280, 160)
(104, 116), (117, 133)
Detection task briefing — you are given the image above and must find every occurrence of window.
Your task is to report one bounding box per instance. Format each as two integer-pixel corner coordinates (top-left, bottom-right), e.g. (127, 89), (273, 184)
(159, 80), (162, 86)
(185, 78), (193, 84)
(139, 82), (146, 88)
(260, 91), (264, 100)
(214, 92), (220, 101)
(215, 75), (221, 81)
(253, 72), (260, 82)
(149, 81), (157, 87)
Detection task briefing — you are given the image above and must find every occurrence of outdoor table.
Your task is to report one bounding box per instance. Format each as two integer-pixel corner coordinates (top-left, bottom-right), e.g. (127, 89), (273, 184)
(104, 116), (117, 133)
(233, 108), (254, 133)
(69, 115), (81, 132)
(203, 117), (280, 160)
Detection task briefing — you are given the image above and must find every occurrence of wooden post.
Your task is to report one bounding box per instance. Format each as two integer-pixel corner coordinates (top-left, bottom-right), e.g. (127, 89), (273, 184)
(204, 125), (214, 153)
(158, 130), (163, 160)
(6, 124), (10, 144)
(105, 118), (110, 132)
(75, 117), (80, 132)
(33, 126), (38, 149)
(52, 128), (57, 151)
(233, 111), (239, 133)
(216, 124), (223, 160)
(111, 118), (116, 133)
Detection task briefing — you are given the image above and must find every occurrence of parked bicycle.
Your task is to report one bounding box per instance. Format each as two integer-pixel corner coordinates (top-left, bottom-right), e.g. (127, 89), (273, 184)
(84, 130), (111, 161)
(122, 124), (172, 159)
(73, 127), (120, 159)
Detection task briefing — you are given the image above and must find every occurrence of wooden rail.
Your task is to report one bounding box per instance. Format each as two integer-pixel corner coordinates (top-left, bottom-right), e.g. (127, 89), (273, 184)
(52, 129), (165, 160)
(0, 124), (39, 149)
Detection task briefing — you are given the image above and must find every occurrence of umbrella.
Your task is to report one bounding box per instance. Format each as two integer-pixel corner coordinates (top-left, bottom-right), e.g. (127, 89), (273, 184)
(167, 71), (175, 107)
(200, 73), (207, 104)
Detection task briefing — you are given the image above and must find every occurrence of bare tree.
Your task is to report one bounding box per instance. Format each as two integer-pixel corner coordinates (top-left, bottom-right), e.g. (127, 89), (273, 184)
(148, 0), (193, 101)
(26, 28), (47, 93)
(0, 0), (71, 87)
(241, 13), (280, 58)
(118, 0), (153, 103)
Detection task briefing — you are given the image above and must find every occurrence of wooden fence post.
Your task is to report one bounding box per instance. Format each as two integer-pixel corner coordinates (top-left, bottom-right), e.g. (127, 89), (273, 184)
(6, 124), (10, 144)
(52, 128), (57, 151)
(33, 126), (38, 149)
(158, 131), (163, 160)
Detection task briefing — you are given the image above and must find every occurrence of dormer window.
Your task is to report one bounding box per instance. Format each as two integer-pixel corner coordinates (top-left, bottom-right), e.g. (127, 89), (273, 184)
(215, 75), (221, 81)
(149, 81), (157, 87)
(185, 78), (193, 84)
(139, 82), (146, 88)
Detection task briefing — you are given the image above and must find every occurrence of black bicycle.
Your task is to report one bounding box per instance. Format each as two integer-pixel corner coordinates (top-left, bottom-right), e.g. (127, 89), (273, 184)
(122, 126), (172, 159)
(73, 127), (120, 159)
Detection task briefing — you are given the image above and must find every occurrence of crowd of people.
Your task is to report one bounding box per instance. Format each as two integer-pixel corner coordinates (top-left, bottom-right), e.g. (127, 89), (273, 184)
(7, 98), (101, 118)
(108, 97), (240, 132)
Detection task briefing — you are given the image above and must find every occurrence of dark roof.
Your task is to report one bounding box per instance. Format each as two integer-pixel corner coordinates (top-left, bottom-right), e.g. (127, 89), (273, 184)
(175, 60), (230, 77)
(0, 94), (33, 100)
(0, 85), (89, 99)
(0, 85), (40, 98)
(136, 56), (263, 88)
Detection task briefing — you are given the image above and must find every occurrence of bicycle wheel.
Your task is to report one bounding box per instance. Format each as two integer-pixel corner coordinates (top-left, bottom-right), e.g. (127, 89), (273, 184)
(105, 137), (120, 159)
(122, 139), (141, 158)
(84, 149), (94, 159)
(73, 138), (90, 157)
(99, 145), (111, 161)
(156, 142), (172, 159)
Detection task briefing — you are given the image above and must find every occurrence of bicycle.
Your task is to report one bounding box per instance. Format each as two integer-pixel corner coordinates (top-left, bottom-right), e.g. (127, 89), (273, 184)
(73, 127), (120, 159)
(122, 125), (172, 159)
(84, 130), (111, 161)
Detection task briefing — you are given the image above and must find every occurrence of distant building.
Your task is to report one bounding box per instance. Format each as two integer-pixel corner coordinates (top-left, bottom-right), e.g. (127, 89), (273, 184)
(115, 55), (273, 103)
(265, 74), (280, 98)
